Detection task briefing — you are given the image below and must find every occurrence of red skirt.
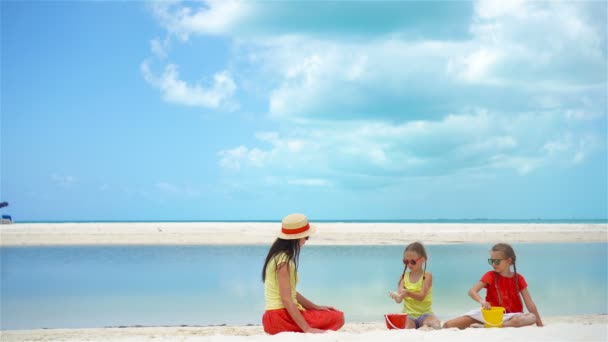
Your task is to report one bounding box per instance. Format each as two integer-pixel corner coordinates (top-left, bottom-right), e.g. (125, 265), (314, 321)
(262, 308), (345, 335)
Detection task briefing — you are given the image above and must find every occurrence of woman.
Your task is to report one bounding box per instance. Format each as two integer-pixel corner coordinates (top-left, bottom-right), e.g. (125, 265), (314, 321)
(261, 213), (344, 334)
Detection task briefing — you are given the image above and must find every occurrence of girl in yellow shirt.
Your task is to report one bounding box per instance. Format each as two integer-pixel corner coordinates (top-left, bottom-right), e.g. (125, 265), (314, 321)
(389, 241), (440, 329)
(261, 213), (344, 335)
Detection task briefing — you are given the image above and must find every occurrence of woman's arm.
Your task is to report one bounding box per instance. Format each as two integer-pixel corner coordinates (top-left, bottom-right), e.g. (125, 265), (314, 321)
(296, 292), (319, 310)
(297, 292), (337, 311)
(276, 263), (324, 333)
(469, 281), (491, 310)
(521, 288), (543, 326)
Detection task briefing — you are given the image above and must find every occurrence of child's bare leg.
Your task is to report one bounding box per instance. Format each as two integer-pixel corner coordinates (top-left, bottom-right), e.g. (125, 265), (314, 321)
(502, 313), (536, 327)
(405, 317), (417, 329)
(443, 316), (480, 329)
(422, 314), (441, 329)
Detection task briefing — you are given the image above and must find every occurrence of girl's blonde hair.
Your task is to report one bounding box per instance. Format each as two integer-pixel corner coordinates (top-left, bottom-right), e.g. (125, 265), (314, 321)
(406, 241), (428, 259)
(399, 241), (428, 283)
(491, 243), (521, 294)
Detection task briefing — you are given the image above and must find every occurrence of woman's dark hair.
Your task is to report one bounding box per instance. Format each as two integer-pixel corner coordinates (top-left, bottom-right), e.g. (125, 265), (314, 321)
(261, 238), (301, 282)
(399, 241), (428, 284)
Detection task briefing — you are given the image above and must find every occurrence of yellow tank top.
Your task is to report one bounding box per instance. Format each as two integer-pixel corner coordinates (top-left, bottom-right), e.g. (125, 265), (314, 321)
(402, 271), (433, 318)
(264, 252), (304, 310)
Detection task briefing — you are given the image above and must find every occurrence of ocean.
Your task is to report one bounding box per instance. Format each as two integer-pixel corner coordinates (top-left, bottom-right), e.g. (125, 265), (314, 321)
(1, 243), (606, 330)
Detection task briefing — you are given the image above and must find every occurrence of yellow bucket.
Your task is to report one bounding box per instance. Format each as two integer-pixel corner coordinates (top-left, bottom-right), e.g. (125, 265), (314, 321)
(481, 306), (506, 328)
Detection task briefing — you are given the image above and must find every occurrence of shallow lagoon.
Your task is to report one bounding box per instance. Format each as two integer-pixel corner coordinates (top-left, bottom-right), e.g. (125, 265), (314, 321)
(1, 243), (606, 329)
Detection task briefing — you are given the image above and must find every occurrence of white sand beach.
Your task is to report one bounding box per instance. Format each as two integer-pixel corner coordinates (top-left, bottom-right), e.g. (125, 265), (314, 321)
(1, 222), (606, 341)
(1, 316), (607, 341)
(0, 222), (606, 246)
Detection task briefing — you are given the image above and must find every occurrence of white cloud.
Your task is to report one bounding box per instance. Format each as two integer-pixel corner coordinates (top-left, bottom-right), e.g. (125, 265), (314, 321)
(564, 109), (602, 121)
(452, 48), (502, 83)
(465, 0), (605, 85)
(255, 4), (603, 120)
(143, 1), (243, 111)
(218, 107), (604, 185)
(218, 146), (269, 170)
(261, 38), (460, 120)
(487, 155), (542, 175)
(475, 0), (528, 20)
(147, 1), (604, 120)
(145, 1), (605, 188)
(346, 55), (369, 81)
(268, 51), (327, 118)
(141, 60), (236, 109)
(150, 0), (249, 40)
(150, 38), (171, 59)
(543, 133), (600, 165)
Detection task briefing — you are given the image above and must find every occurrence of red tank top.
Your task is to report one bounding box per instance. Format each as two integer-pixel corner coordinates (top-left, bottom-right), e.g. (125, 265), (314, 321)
(481, 271), (527, 313)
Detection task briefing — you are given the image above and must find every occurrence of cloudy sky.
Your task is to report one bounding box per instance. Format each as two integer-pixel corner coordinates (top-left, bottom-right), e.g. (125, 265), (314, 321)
(2, 0), (606, 221)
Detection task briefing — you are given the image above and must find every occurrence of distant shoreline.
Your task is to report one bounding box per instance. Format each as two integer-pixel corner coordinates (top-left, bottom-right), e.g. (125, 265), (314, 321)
(10, 219), (608, 224)
(1, 222), (606, 246)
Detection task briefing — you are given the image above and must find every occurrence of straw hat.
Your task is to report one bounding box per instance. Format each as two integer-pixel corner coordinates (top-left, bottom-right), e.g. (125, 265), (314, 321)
(278, 213), (316, 240)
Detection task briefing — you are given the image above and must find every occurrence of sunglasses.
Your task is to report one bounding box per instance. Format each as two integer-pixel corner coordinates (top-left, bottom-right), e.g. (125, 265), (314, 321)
(403, 257), (423, 266)
(488, 258), (505, 265)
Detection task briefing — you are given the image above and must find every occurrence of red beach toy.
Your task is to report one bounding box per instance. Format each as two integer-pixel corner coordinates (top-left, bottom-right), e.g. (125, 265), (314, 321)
(384, 313), (408, 329)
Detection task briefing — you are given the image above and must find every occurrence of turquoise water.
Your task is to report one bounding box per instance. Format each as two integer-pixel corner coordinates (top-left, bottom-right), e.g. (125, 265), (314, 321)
(1, 243), (606, 330)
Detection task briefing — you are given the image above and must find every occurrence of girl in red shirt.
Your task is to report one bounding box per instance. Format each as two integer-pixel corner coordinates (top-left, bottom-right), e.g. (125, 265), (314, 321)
(443, 243), (543, 329)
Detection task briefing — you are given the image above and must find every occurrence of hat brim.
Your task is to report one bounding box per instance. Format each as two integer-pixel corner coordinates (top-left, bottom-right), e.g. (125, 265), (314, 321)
(277, 224), (316, 240)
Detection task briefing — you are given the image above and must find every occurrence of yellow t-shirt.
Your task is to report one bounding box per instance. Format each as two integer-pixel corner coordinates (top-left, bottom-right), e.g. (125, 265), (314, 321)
(402, 271), (433, 318)
(264, 252), (304, 310)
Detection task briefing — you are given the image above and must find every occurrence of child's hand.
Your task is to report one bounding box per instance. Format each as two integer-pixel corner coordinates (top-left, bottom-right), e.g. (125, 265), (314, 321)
(388, 290), (405, 303)
(480, 300), (491, 310)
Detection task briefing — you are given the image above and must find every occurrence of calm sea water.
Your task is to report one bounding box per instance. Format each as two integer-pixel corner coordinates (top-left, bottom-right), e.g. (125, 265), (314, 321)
(1, 243), (606, 330)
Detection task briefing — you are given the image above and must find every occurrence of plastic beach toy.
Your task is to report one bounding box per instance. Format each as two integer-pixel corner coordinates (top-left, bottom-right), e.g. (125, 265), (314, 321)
(384, 313), (408, 329)
(481, 306), (506, 328)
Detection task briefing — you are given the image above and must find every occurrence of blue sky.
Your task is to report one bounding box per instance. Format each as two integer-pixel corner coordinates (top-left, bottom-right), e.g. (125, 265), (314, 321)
(1, 0), (606, 221)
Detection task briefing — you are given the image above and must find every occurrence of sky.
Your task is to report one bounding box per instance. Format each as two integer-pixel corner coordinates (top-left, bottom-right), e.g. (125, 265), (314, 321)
(1, 0), (606, 222)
